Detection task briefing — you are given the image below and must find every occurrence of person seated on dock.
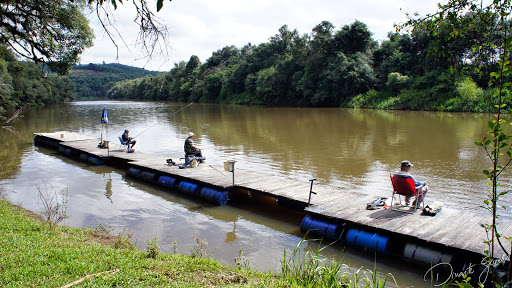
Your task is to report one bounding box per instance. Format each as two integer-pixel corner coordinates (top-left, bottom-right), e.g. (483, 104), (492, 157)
(179, 132), (205, 169)
(393, 160), (428, 206)
(184, 132), (204, 161)
(122, 129), (136, 149)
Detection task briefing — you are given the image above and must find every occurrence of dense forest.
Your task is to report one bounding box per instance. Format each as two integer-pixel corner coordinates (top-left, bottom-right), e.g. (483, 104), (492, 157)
(0, 46), (75, 121)
(67, 63), (158, 100)
(107, 18), (510, 113)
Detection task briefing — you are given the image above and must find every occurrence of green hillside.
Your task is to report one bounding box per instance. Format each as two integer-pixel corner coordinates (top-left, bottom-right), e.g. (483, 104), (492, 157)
(67, 63), (159, 100)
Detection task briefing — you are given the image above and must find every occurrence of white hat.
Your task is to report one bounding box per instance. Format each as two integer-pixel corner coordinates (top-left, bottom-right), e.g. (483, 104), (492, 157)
(188, 132), (195, 137)
(401, 160), (413, 167)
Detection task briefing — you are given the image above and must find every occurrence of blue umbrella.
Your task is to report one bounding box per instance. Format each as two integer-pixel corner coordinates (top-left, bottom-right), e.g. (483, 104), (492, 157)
(100, 107), (108, 143)
(101, 107), (108, 124)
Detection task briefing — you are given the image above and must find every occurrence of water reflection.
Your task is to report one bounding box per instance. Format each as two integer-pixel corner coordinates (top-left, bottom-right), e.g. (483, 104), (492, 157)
(104, 173), (113, 203)
(0, 101), (511, 286)
(225, 222), (237, 243)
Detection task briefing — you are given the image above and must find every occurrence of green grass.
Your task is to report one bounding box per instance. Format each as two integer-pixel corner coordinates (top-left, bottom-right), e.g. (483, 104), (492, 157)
(0, 198), (402, 287)
(0, 199), (273, 287)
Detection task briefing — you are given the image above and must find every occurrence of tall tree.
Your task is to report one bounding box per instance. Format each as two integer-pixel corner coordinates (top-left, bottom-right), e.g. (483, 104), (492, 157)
(1, 0), (172, 75)
(1, 0), (94, 74)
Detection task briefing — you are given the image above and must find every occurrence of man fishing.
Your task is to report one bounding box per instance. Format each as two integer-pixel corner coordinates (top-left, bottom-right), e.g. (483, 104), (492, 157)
(179, 132), (205, 169)
(184, 132), (203, 159)
(122, 129), (136, 149)
(393, 160), (428, 206)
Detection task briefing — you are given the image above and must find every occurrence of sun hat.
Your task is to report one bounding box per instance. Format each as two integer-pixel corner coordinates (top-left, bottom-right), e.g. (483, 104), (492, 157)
(188, 132), (195, 137)
(401, 160), (413, 167)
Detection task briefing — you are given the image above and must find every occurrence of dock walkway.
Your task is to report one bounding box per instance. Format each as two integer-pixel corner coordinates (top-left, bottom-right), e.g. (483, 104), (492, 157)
(34, 131), (511, 266)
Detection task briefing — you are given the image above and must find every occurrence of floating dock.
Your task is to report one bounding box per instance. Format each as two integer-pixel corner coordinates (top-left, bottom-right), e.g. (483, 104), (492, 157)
(34, 131), (511, 276)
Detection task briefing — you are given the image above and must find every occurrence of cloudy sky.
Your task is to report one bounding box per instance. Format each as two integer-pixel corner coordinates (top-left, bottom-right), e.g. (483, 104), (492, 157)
(79, 0), (441, 72)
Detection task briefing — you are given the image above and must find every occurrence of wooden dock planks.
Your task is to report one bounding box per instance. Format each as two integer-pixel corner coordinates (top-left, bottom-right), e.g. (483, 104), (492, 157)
(35, 131), (512, 260)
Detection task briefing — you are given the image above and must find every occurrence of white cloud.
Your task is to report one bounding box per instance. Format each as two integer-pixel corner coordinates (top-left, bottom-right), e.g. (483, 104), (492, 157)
(79, 0), (440, 71)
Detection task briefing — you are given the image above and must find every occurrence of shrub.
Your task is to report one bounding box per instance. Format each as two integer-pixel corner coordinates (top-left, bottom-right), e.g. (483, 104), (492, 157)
(386, 72), (409, 95)
(457, 76), (484, 100)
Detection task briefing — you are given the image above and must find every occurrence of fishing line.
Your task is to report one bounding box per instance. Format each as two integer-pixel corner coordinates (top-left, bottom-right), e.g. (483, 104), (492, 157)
(428, 170), (459, 180)
(133, 102), (194, 138)
(208, 165), (230, 178)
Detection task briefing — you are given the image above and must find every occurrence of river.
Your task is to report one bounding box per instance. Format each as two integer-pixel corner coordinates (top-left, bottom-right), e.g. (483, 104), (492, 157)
(1, 101), (510, 287)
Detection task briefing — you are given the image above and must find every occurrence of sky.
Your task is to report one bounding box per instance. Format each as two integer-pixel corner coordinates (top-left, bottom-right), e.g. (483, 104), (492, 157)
(79, 0), (442, 72)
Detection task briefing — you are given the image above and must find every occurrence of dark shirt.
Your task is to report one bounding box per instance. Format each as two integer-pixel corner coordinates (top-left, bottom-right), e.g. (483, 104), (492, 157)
(184, 137), (195, 154)
(122, 132), (130, 142)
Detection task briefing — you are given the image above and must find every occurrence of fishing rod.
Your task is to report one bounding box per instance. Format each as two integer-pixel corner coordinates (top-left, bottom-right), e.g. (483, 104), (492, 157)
(133, 102), (194, 138)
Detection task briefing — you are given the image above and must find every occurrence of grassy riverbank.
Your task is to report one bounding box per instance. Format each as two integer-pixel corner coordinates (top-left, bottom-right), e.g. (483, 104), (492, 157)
(0, 198), (399, 287)
(0, 199), (275, 287)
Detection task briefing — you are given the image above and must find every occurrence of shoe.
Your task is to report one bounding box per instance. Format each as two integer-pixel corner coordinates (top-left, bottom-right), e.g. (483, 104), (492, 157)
(179, 166), (185, 169)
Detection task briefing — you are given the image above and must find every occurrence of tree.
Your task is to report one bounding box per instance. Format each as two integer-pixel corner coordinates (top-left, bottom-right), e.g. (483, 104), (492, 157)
(333, 20), (375, 54)
(91, 0), (171, 66)
(1, 0), (94, 75)
(1, 0), (172, 75)
(185, 55), (201, 74)
(403, 0), (512, 285)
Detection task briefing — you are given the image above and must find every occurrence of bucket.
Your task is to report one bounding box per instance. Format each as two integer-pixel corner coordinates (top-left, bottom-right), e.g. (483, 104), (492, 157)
(157, 176), (178, 189)
(190, 159), (199, 168)
(300, 215), (343, 240)
(127, 167), (142, 178)
(177, 181), (199, 196)
(403, 243), (453, 266)
(345, 228), (389, 253)
(199, 187), (229, 205)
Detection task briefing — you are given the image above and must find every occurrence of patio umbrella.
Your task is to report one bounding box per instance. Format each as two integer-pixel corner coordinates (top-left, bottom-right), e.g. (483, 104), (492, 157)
(101, 106), (108, 143)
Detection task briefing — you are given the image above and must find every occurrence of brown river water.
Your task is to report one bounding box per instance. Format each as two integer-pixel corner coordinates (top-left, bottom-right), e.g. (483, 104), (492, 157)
(1, 101), (511, 287)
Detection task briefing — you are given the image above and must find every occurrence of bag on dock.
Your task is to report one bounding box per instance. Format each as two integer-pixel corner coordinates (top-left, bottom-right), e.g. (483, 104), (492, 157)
(421, 205), (440, 216)
(366, 197), (387, 210)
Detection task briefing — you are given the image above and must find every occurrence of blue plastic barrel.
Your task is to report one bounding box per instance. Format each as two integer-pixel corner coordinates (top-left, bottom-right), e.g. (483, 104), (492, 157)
(34, 136), (43, 145)
(58, 146), (66, 153)
(87, 156), (104, 166)
(139, 171), (156, 183)
(79, 153), (89, 162)
(345, 228), (389, 253)
(177, 181), (199, 196)
(127, 167), (142, 178)
(157, 176), (178, 189)
(403, 243), (452, 266)
(199, 187), (229, 205)
(300, 215), (343, 240)
(64, 148), (72, 155)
